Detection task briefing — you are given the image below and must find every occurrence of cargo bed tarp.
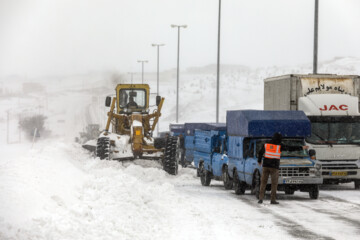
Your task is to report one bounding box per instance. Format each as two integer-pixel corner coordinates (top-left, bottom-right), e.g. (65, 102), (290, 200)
(184, 123), (226, 136)
(169, 124), (185, 134)
(226, 110), (311, 137)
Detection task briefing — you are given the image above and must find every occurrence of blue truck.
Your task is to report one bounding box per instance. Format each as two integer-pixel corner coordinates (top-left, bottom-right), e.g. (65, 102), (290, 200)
(183, 123), (223, 168)
(194, 110), (323, 199)
(192, 123), (227, 179)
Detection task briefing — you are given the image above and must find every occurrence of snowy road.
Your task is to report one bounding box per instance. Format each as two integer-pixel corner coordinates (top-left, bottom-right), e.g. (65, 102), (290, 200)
(1, 140), (359, 240)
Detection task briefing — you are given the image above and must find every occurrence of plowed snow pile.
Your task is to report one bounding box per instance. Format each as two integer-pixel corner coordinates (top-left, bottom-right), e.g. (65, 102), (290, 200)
(0, 141), (290, 240)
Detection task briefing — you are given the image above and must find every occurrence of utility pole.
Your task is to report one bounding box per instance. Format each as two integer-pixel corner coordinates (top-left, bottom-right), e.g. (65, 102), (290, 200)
(216, 0), (222, 123)
(171, 24), (187, 123)
(6, 110), (9, 144)
(19, 113), (21, 143)
(152, 43), (165, 136)
(137, 60), (148, 84)
(313, 0), (319, 74)
(128, 72), (135, 84)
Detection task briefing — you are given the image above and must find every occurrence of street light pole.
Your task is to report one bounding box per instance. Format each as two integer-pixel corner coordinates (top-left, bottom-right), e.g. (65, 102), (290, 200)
(313, 0), (319, 74)
(152, 43), (165, 136)
(171, 24), (187, 123)
(151, 44), (165, 96)
(137, 60), (148, 84)
(127, 72), (135, 84)
(216, 0), (221, 123)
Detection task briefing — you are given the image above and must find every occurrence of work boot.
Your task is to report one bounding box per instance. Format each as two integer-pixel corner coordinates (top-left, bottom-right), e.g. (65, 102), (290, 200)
(258, 200), (263, 204)
(270, 200), (280, 205)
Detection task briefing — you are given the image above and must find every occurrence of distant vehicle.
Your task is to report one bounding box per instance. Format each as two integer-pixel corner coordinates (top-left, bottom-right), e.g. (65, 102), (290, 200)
(264, 74), (360, 189)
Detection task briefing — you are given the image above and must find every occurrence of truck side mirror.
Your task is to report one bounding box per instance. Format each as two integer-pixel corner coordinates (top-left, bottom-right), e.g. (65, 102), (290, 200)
(105, 96), (111, 107)
(156, 96), (161, 106)
(309, 149), (316, 159)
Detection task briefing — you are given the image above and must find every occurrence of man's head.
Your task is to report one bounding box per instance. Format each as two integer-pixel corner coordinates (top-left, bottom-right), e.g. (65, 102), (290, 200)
(272, 132), (282, 144)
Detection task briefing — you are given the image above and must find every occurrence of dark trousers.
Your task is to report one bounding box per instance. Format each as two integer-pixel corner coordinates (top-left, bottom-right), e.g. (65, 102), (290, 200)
(259, 167), (279, 201)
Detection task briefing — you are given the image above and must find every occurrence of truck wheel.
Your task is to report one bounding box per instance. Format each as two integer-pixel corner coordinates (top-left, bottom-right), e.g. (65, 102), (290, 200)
(96, 137), (111, 160)
(251, 171), (261, 199)
(285, 188), (295, 195)
(200, 163), (211, 186)
(222, 166), (233, 190)
(355, 180), (360, 190)
(163, 136), (179, 175)
(233, 171), (246, 195)
(309, 185), (319, 199)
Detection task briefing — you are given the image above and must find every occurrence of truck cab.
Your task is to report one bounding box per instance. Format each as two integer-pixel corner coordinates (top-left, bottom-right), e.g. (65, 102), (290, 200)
(299, 94), (360, 186)
(264, 74), (360, 189)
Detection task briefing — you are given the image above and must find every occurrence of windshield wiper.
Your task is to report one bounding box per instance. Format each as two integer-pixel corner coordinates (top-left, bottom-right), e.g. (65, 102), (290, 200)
(312, 132), (326, 141)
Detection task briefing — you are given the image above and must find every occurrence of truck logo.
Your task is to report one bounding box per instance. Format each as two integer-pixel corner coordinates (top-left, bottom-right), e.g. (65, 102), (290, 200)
(319, 104), (348, 111)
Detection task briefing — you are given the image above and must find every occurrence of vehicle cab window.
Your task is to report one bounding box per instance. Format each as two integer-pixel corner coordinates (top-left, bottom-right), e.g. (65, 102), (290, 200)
(119, 89), (146, 109)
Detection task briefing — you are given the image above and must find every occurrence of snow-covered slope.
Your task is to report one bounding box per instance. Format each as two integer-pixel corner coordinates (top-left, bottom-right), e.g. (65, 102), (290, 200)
(1, 57), (360, 239)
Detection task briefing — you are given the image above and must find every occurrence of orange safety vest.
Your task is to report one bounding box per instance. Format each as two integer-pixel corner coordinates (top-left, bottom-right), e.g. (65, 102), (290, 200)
(264, 144), (281, 159)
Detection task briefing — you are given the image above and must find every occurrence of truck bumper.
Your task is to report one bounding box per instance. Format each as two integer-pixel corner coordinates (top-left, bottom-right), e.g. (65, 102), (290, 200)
(267, 177), (323, 185)
(319, 160), (360, 181)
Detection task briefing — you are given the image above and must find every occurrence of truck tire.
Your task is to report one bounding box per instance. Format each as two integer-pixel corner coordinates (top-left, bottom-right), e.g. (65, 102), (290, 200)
(196, 168), (200, 177)
(163, 136), (179, 175)
(233, 171), (246, 195)
(200, 163), (211, 186)
(222, 165), (233, 190)
(355, 180), (360, 190)
(251, 171), (261, 199)
(96, 137), (111, 160)
(309, 185), (319, 199)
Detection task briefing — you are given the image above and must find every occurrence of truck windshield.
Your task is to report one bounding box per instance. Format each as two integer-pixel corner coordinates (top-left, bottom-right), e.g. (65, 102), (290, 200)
(256, 139), (308, 158)
(307, 116), (360, 145)
(119, 89), (146, 109)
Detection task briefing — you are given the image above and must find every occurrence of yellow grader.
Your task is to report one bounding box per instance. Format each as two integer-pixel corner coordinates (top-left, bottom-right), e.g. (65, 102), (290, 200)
(96, 84), (180, 175)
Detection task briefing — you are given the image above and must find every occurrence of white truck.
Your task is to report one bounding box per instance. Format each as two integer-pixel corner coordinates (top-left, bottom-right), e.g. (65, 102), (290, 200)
(264, 74), (360, 189)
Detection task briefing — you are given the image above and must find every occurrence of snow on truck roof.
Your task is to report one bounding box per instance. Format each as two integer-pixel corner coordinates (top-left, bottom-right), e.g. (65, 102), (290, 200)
(184, 122), (226, 136)
(169, 124), (185, 133)
(226, 110), (311, 138)
(264, 74), (360, 82)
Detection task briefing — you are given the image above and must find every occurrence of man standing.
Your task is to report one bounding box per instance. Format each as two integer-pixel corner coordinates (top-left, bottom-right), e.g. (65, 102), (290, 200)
(257, 132), (307, 204)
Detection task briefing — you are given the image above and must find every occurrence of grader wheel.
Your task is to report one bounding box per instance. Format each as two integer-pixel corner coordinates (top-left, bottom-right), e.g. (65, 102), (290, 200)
(163, 136), (179, 175)
(96, 137), (111, 160)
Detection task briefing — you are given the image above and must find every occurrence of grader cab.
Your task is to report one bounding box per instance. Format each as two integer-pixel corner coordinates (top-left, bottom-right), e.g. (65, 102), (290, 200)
(96, 84), (180, 175)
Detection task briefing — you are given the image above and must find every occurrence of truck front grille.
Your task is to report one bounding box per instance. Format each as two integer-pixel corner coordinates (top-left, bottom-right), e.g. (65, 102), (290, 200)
(279, 167), (310, 177)
(321, 164), (358, 170)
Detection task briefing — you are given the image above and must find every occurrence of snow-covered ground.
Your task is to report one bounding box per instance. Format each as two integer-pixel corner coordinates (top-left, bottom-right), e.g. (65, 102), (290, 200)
(1, 57), (360, 239)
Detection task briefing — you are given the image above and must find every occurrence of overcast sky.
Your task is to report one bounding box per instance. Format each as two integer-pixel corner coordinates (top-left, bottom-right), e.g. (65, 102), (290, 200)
(0, 0), (359, 77)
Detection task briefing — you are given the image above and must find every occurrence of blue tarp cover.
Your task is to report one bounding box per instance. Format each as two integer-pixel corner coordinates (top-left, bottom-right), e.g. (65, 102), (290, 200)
(226, 110), (311, 137)
(184, 122), (226, 136)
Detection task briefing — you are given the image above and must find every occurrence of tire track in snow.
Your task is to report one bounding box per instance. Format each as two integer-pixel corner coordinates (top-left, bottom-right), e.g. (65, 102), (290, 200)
(320, 193), (360, 208)
(239, 196), (335, 240)
(297, 201), (360, 233)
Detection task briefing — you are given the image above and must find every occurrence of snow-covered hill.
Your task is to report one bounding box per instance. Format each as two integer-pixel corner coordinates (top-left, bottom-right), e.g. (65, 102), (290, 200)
(1, 57), (360, 240)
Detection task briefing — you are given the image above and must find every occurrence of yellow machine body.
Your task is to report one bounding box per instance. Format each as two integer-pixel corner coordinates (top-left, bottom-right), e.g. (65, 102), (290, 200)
(104, 84), (164, 158)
